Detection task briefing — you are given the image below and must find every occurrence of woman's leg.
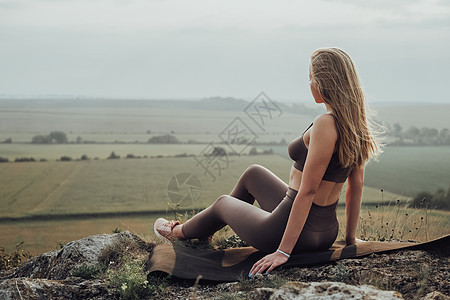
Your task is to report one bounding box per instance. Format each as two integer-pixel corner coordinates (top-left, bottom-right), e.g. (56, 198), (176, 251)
(181, 193), (294, 251)
(174, 165), (289, 242)
(179, 164), (290, 244)
(229, 164), (288, 212)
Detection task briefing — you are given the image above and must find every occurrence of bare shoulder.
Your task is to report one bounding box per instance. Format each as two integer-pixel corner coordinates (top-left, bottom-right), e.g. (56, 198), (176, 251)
(313, 113), (335, 126)
(311, 114), (338, 139)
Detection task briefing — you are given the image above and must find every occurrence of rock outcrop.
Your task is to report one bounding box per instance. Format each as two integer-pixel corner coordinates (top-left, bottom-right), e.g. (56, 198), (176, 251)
(0, 232), (448, 299)
(0, 231), (146, 299)
(248, 281), (404, 299)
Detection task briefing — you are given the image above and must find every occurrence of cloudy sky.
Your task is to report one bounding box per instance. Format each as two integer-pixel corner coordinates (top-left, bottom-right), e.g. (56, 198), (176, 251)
(1, 0), (449, 103)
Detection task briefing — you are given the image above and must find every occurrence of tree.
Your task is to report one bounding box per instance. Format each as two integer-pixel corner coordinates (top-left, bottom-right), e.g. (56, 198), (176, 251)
(438, 128), (450, 145)
(49, 131), (68, 144)
(210, 146), (227, 157)
(409, 191), (433, 209)
(249, 147), (258, 155)
(147, 134), (179, 144)
(392, 123), (402, 138)
(404, 126), (420, 143)
(108, 151), (120, 159)
(32, 135), (51, 144)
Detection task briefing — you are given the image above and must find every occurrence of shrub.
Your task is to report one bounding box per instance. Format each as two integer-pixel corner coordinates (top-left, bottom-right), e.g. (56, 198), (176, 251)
(31, 132), (68, 144)
(71, 264), (106, 279)
(15, 157), (36, 162)
(0, 242), (32, 271)
(60, 156), (72, 161)
(81, 154), (89, 160)
(0, 157), (8, 163)
(215, 235), (249, 249)
(49, 131), (68, 143)
(31, 135), (51, 144)
(39, 158), (47, 162)
(126, 154), (135, 159)
(107, 257), (167, 299)
(147, 134), (179, 144)
(409, 188), (450, 210)
(56, 240), (67, 250)
(108, 151), (120, 159)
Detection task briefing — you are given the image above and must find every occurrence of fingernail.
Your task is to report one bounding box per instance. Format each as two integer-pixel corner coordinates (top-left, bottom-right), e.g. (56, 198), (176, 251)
(256, 273), (261, 276)
(248, 273), (252, 278)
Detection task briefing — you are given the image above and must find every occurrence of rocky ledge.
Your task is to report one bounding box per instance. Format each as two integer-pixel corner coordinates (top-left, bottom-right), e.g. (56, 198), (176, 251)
(0, 231), (448, 299)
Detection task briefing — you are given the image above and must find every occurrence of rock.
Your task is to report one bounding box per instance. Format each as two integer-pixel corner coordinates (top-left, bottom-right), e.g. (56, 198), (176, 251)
(10, 231), (140, 280)
(0, 277), (115, 300)
(216, 281), (241, 292)
(0, 231), (146, 300)
(422, 291), (450, 300)
(0, 232), (448, 300)
(248, 281), (404, 300)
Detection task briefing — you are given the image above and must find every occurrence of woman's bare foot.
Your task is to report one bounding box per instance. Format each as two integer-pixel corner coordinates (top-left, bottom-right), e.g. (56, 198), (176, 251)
(154, 218), (184, 242)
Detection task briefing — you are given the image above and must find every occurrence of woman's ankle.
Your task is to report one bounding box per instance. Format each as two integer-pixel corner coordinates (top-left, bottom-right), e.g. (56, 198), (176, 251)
(172, 224), (185, 239)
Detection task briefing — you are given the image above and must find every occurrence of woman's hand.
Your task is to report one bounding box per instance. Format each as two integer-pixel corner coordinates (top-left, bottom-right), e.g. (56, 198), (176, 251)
(249, 251), (289, 277)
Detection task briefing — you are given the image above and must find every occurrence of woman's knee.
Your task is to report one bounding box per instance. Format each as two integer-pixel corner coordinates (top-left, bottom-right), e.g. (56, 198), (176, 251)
(213, 194), (233, 209)
(243, 164), (265, 178)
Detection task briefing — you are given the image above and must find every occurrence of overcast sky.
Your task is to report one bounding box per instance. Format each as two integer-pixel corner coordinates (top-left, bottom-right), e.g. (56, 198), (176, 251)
(1, 0), (449, 103)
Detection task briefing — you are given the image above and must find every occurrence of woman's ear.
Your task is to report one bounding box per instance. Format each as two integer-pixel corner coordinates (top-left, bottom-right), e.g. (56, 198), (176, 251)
(310, 81), (325, 104)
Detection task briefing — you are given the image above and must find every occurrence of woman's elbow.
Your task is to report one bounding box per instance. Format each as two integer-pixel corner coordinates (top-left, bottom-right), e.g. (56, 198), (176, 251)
(348, 173), (364, 188)
(298, 188), (317, 199)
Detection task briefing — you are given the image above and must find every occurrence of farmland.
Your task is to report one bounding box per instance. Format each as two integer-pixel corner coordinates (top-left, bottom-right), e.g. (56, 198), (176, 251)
(0, 154), (405, 220)
(0, 99), (449, 255)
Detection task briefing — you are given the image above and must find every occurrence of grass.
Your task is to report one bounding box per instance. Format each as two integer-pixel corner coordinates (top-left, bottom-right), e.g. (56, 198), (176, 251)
(0, 143), (209, 161)
(363, 146), (450, 196)
(1, 153), (447, 255)
(0, 154), (403, 219)
(0, 155), (291, 218)
(260, 144), (450, 197)
(337, 202), (449, 243)
(71, 264), (107, 280)
(0, 242), (32, 271)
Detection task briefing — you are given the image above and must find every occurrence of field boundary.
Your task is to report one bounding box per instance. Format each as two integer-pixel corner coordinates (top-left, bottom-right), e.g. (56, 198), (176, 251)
(0, 201), (414, 224)
(0, 209), (188, 224)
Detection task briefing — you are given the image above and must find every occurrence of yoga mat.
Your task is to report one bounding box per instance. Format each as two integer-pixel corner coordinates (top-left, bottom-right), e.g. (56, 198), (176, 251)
(146, 234), (449, 282)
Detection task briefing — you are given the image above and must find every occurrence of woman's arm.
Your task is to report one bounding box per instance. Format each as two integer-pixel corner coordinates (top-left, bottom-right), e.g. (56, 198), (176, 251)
(277, 115), (337, 253)
(249, 114), (336, 276)
(345, 165), (364, 245)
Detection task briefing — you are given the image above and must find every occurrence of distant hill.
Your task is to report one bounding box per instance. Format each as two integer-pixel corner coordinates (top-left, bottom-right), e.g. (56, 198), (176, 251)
(0, 97), (322, 115)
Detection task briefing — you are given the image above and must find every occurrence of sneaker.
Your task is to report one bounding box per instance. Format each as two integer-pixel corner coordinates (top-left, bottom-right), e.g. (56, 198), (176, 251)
(154, 218), (181, 242)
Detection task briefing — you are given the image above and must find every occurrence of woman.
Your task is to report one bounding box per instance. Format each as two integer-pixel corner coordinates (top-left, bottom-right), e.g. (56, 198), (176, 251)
(154, 47), (382, 277)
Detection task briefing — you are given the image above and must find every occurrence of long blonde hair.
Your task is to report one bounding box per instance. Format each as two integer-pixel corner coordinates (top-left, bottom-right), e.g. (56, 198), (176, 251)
(310, 47), (382, 167)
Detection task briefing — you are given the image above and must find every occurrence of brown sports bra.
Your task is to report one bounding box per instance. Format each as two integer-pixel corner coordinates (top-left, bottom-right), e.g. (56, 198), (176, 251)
(288, 123), (352, 183)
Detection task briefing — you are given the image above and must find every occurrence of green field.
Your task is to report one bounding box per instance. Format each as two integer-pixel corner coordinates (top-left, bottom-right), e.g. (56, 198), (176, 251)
(375, 104), (450, 130)
(259, 144), (450, 196)
(1, 100), (449, 255)
(0, 155), (402, 219)
(0, 143), (209, 161)
(2, 206), (448, 255)
(0, 154), (412, 254)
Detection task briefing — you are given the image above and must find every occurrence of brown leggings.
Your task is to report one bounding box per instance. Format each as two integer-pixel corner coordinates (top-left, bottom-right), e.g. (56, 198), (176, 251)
(181, 164), (339, 253)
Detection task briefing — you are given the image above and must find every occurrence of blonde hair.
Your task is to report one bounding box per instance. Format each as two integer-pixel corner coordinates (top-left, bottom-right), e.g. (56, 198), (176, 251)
(310, 47), (382, 167)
